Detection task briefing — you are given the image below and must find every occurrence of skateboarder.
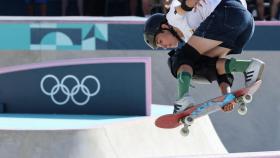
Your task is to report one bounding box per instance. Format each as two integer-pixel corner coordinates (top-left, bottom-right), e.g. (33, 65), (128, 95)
(143, 0), (265, 114)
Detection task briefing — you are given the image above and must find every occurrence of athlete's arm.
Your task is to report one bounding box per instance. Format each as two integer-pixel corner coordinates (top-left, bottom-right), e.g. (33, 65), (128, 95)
(219, 82), (231, 95)
(179, 0), (206, 12)
(219, 82), (235, 112)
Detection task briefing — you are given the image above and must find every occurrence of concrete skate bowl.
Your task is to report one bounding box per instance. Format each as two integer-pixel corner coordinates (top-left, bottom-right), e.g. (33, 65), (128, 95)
(0, 55), (228, 158)
(0, 50), (279, 158)
(0, 105), (227, 158)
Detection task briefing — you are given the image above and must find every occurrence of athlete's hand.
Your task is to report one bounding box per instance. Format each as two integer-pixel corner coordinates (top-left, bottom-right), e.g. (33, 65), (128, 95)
(222, 101), (235, 112)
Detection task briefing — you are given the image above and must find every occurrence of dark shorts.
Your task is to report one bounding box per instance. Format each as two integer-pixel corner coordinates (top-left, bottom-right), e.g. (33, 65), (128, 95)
(194, 0), (255, 54)
(168, 49), (218, 82)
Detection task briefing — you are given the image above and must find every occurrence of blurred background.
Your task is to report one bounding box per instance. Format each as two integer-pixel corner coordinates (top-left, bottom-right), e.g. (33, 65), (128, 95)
(0, 0), (279, 20)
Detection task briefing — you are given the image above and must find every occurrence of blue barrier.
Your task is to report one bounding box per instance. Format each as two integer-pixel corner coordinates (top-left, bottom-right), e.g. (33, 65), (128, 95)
(0, 18), (279, 50)
(0, 57), (152, 115)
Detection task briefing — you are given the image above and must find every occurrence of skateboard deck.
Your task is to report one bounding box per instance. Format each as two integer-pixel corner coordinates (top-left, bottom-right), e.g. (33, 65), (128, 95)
(155, 80), (262, 130)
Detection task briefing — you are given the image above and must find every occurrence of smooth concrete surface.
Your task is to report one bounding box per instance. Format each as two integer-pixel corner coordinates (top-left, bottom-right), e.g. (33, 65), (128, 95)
(0, 105), (227, 158)
(156, 151), (280, 158)
(0, 50), (279, 153)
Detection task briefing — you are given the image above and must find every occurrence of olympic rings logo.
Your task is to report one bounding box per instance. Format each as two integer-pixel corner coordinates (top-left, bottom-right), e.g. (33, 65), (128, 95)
(40, 74), (101, 106)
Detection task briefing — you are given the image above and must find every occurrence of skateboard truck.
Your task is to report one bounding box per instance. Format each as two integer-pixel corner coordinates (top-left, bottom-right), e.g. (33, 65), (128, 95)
(180, 116), (194, 136)
(235, 94), (253, 115)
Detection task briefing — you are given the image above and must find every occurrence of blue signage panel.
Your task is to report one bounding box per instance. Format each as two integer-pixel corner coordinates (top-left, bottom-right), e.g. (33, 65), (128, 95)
(0, 21), (279, 50)
(0, 57), (151, 115)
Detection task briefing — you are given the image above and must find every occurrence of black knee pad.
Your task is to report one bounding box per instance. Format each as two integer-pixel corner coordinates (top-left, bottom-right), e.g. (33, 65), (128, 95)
(192, 56), (219, 83)
(181, 43), (201, 67)
(167, 44), (201, 78)
(217, 73), (234, 87)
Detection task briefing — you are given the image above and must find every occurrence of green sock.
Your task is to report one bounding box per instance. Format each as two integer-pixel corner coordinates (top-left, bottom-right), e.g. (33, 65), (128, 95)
(225, 58), (251, 73)
(177, 71), (192, 99)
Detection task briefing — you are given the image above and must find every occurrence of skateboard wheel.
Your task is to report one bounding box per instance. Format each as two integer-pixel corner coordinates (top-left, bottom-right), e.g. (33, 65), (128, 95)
(238, 104), (248, 115)
(180, 126), (190, 136)
(242, 94), (252, 103)
(183, 116), (194, 126)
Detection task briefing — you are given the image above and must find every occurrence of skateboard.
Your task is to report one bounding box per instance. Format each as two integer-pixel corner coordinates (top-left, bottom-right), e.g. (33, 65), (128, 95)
(155, 80), (262, 136)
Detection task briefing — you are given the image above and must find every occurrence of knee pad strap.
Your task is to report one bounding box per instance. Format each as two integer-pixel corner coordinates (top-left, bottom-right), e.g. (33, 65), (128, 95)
(217, 73), (234, 87)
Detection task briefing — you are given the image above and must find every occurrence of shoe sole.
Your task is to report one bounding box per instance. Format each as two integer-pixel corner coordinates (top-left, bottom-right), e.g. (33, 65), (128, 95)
(252, 58), (265, 81)
(245, 58), (265, 87)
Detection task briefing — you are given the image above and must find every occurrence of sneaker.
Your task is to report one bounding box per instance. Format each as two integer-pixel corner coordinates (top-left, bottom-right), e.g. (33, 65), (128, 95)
(173, 94), (195, 114)
(244, 58), (265, 87)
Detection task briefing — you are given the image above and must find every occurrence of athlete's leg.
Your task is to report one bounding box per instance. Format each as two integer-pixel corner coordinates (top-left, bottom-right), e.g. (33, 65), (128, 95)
(187, 36), (223, 56)
(176, 65), (193, 99)
(173, 65), (196, 114)
(218, 57), (264, 87)
(206, 45), (264, 87)
(167, 49), (196, 114)
(206, 47), (234, 112)
(176, 36), (225, 105)
(204, 46), (231, 58)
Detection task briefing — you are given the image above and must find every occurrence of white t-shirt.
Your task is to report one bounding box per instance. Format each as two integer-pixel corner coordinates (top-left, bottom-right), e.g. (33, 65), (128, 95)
(166, 0), (247, 42)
